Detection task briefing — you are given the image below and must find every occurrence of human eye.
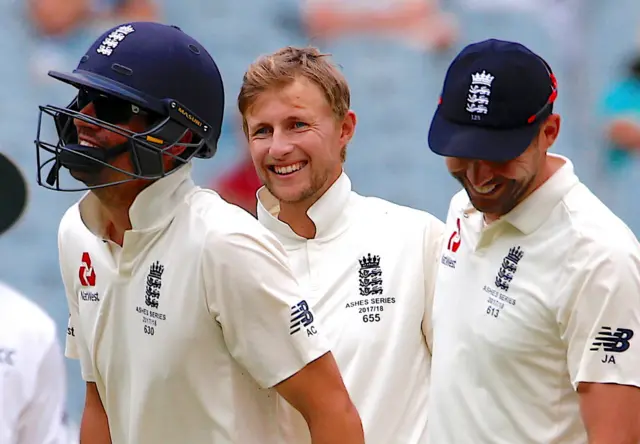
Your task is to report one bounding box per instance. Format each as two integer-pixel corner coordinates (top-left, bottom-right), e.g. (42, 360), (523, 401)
(252, 126), (271, 137)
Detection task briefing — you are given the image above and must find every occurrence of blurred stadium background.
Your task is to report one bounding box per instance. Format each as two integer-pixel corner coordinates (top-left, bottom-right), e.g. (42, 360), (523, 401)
(1, 0), (639, 433)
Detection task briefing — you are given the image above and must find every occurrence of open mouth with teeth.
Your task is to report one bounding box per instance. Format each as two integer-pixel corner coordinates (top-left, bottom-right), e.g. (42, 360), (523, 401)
(79, 140), (100, 148)
(471, 183), (502, 196)
(270, 161), (307, 176)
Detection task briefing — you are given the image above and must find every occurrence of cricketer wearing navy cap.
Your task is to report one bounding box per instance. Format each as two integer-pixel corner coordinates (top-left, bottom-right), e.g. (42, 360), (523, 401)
(428, 38), (557, 164)
(428, 39), (559, 219)
(36, 22), (364, 444)
(426, 39), (640, 444)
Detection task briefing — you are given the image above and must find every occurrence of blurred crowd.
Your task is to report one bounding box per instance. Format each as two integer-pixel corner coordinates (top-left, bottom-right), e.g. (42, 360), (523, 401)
(0, 0), (639, 436)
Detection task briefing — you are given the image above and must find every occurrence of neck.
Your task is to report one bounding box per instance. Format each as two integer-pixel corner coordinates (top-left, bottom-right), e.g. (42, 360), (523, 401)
(93, 183), (145, 246)
(277, 170), (342, 239)
(278, 199), (318, 239)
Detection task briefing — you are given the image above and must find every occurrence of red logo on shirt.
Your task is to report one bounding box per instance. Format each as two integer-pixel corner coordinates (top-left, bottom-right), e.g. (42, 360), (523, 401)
(79, 252), (96, 287)
(447, 218), (461, 253)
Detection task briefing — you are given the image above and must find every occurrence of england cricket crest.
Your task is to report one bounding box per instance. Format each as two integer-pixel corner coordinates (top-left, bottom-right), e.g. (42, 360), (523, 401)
(135, 260), (168, 336)
(359, 253), (383, 296)
(96, 24), (135, 57)
(466, 70), (495, 118)
(494, 246), (524, 292)
(144, 261), (164, 309)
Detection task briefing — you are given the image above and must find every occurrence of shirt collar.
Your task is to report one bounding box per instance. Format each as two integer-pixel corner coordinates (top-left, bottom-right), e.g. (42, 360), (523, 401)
(463, 154), (580, 234)
(78, 163), (195, 238)
(257, 171), (352, 241)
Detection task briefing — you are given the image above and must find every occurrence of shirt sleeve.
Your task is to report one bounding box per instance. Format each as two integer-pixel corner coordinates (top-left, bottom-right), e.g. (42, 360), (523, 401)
(422, 215), (445, 354)
(203, 224), (330, 389)
(17, 335), (68, 444)
(558, 235), (640, 390)
(58, 225), (95, 382)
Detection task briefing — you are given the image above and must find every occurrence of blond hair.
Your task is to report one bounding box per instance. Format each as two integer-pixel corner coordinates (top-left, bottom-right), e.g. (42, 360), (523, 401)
(237, 46), (351, 135)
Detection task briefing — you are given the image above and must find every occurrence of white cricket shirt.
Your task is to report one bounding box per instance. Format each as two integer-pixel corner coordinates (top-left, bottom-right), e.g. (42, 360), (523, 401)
(59, 164), (329, 444)
(0, 282), (67, 444)
(428, 154), (640, 443)
(257, 172), (444, 444)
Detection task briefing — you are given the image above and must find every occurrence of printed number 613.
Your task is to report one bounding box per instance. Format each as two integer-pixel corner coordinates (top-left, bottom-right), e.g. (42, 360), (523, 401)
(486, 306), (500, 318)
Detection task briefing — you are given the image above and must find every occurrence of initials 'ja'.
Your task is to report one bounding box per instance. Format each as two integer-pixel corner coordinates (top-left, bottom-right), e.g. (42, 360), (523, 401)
(601, 355), (616, 364)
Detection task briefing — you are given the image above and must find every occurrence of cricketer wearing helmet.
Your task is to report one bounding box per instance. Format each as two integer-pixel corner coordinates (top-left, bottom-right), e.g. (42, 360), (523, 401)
(35, 22), (363, 444)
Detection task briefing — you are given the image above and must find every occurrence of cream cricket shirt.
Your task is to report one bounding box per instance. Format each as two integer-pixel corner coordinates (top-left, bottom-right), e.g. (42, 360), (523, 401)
(428, 155), (640, 444)
(257, 172), (444, 444)
(0, 282), (67, 444)
(59, 164), (329, 444)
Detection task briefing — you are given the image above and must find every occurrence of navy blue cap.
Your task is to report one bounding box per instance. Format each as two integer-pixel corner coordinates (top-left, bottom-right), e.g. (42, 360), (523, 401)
(428, 39), (557, 162)
(48, 22), (224, 158)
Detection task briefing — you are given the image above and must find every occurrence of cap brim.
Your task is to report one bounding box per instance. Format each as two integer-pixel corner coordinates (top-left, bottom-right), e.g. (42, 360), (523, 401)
(428, 108), (539, 162)
(0, 153), (27, 236)
(48, 70), (164, 115)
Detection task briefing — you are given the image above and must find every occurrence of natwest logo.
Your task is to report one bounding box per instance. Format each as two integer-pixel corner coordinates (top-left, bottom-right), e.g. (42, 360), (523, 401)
(447, 218), (462, 253)
(79, 252), (96, 287)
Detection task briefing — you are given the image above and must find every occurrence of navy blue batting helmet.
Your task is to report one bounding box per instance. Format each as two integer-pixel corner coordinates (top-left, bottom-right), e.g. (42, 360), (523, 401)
(35, 22), (225, 191)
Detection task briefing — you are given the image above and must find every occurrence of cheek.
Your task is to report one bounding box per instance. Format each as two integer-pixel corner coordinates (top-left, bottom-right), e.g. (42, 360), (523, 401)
(100, 128), (129, 147)
(501, 160), (532, 181)
(248, 140), (269, 165)
(109, 152), (133, 173)
(445, 158), (466, 174)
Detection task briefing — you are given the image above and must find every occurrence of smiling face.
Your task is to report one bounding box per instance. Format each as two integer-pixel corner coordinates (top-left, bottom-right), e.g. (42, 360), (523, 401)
(244, 76), (356, 207)
(446, 141), (542, 218)
(72, 99), (151, 188)
(445, 114), (560, 222)
(70, 89), (189, 205)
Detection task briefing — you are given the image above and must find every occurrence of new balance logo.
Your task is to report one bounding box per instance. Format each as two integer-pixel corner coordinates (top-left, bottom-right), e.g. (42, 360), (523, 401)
(290, 300), (317, 336)
(590, 326), (634, 364)
(591, 326), (634, 352)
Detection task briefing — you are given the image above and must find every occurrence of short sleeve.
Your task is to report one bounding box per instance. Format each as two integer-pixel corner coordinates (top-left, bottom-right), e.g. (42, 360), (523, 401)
(203, 225), (330, 389)
(58, 226), (95, 382)
(422, 216), (445, 353)
(558, 237), (640, 390)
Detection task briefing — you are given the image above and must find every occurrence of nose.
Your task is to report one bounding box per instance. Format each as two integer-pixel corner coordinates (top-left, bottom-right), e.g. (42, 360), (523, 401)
(268, 128), (294, 159)
(466, 160), (494, 186)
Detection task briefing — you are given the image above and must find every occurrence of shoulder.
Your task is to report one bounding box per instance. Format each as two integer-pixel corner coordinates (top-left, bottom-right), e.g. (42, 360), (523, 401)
(58, 201), (82, 240)
(0, 282), (57, 348)
(186, 188), (284, 253)
(447, 189), (470, 214)
(352, 192), (444, 233)
(560, 184), (639, 272)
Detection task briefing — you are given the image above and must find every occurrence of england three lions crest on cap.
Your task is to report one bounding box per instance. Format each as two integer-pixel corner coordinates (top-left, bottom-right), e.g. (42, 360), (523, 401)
(97, 24), (135, 56)
(466, 70), (495, 118)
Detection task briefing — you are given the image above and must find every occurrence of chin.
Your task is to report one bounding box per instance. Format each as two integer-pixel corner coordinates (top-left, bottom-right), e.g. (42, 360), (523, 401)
(267, 183), (314, 205)
(70, 171), (96, 187)
(468, 196), (515, 217)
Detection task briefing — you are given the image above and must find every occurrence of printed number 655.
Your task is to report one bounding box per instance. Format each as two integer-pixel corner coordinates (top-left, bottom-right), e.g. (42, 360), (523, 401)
(363, 314), (381, 323)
